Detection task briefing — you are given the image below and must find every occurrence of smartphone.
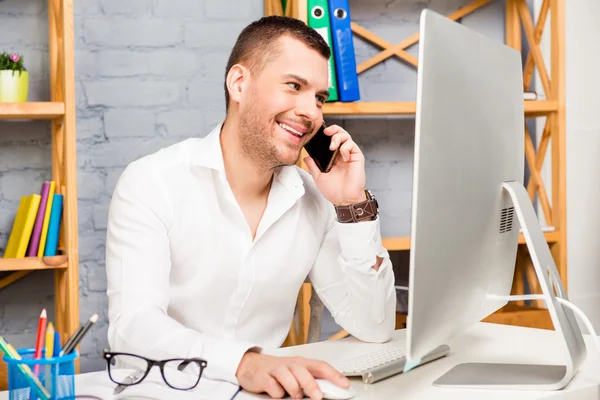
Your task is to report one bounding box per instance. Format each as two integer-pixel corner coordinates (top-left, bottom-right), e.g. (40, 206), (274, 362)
(304, 124), (339, 173)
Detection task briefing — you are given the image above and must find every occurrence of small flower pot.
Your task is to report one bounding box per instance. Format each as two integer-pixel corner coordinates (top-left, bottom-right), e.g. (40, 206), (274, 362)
(0, 70), (29, 102)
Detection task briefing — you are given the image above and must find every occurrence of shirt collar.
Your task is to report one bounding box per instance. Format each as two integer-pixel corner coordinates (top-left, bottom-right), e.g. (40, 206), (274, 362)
(194, 121), (305, 194)
(192, 121), (226, 172)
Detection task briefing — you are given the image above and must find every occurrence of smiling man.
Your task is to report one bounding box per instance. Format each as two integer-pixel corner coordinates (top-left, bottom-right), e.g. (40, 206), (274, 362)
(105, 15), (396, 400)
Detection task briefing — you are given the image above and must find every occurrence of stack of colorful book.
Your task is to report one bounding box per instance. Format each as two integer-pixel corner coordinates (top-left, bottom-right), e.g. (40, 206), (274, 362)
(3, 181), (64, 259)
(306, 0), (360, 102)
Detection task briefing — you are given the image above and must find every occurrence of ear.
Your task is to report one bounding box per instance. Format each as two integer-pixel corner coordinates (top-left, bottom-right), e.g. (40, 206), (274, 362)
(226, 64), (249, 106)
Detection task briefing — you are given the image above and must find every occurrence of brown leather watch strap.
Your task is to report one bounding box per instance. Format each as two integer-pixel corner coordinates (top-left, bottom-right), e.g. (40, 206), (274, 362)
(335, 191), (378, 223)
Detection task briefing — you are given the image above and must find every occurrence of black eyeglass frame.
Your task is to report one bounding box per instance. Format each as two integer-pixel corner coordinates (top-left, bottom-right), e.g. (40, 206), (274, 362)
(102, 350), (208, 391)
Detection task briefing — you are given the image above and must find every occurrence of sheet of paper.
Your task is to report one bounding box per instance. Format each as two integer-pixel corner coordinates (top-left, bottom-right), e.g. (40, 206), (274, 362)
(76, 369), (240, 400)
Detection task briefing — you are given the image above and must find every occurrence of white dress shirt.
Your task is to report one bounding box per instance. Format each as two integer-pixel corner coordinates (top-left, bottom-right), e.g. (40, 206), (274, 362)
(105, 122), (397, 385)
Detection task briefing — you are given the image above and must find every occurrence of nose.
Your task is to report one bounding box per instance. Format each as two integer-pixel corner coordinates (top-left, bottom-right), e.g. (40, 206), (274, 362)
(294, 93), (321, 123)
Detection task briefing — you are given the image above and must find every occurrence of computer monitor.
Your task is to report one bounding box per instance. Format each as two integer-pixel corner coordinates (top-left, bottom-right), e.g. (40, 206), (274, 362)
(406, 9), (586, 390)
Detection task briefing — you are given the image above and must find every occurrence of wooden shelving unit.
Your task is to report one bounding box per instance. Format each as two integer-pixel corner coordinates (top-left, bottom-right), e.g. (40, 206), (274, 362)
(267, 0), (566, 341)
(322, 99), (558, 117)
(0, 0), (80, 377)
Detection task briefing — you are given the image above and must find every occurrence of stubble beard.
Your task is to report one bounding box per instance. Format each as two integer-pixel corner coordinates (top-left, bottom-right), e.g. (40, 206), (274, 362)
(238, 105), (301, 172)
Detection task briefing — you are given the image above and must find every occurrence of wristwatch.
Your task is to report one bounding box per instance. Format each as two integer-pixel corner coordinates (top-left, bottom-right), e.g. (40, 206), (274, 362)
(335, 189), (379, 223)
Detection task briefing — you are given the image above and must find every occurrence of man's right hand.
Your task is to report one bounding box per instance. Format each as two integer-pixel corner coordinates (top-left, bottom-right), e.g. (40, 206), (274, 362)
(235, 351), (351, 400)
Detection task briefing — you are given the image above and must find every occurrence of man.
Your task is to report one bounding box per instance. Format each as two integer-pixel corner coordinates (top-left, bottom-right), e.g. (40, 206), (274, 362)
(105, 15), (396, 400)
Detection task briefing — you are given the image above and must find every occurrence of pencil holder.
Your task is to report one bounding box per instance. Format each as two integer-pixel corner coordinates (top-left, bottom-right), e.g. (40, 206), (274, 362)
(3, 348), (78, 400)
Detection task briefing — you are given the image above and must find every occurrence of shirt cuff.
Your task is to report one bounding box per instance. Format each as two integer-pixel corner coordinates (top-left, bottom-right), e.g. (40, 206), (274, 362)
(194, 338), (262, 384)
(336, 216), (389, 271)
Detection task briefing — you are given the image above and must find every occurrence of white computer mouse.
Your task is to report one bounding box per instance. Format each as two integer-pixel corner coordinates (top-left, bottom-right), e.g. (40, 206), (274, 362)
(315, 379), (357, 400)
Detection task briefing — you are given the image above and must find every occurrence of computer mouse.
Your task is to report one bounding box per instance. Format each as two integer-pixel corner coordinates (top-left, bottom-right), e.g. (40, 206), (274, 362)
(315, 379), (357, 400)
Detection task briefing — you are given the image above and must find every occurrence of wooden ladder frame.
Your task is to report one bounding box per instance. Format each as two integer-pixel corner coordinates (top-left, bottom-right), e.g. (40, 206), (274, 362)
(266, 0), (565, 344)
(0, 0), (80, 380)
(496, 0), (566, 314)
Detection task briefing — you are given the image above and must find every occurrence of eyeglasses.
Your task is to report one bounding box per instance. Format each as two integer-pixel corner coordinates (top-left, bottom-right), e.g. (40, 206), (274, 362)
(102, 350), (208, 393)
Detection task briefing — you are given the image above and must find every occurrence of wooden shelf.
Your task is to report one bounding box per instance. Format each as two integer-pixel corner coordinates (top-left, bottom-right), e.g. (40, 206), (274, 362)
(382, 231), (559, 251)
(323, 100), (557, 117)
(0, 255), (68, 272)
(324, 101), (416, 116)
(0, 102), (65, 120)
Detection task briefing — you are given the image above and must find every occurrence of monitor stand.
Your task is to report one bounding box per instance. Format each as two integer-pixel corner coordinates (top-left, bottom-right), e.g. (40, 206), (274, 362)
(433, 181), (586, 391)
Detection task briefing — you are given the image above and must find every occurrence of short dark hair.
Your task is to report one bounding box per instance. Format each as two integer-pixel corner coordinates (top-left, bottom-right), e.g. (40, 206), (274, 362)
(223, 15), (331, 112)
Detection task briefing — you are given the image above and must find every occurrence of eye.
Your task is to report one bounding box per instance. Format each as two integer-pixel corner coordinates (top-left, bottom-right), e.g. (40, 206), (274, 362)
(316, 95), (326, 104)
(288, 82), (300, 90)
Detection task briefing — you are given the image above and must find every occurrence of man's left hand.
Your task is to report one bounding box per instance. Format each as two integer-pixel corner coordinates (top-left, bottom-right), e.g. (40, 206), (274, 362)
(304, 124), (367, 206)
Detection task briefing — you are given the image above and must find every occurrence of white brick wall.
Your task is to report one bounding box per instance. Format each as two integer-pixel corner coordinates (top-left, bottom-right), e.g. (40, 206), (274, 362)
(0, 0), (503, 372)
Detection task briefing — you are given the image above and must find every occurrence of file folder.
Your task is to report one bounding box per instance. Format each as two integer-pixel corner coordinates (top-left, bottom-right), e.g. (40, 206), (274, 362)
(328, 0), (360, 101)
(308, 0), (339, 101)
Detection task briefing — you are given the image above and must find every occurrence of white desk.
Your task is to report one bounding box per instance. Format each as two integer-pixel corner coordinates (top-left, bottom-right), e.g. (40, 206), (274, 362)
(237, 322), (600, 400)
(2, 322), (600, 399)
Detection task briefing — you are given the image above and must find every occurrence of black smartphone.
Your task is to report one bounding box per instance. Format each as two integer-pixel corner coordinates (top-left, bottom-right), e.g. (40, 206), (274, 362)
(304, 124), (339, 173)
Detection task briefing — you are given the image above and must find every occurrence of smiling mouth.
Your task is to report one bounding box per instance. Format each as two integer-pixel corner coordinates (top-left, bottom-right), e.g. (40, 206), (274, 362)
(278, 121), (306, 138)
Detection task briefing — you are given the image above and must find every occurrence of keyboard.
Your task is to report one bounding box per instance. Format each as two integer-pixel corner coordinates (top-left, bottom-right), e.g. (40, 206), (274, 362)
(331, 344), (451, 384)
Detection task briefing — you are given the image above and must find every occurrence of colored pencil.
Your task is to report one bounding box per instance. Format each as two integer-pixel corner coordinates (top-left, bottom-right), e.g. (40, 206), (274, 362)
(33, 309), (47, 376)
(45, 322), (55, 392)
(45, 322), (54, 359)
(61, 325), (83, 357)
(53, 331), (61, 357)
(61, 313), (98, 356)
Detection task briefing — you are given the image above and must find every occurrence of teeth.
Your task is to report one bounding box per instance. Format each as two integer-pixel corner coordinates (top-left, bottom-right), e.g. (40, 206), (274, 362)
(279, 122), (303, 137)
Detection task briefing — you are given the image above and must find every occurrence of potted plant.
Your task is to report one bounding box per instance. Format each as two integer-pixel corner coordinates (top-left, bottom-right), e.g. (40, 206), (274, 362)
(0, 51), (29, 102)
